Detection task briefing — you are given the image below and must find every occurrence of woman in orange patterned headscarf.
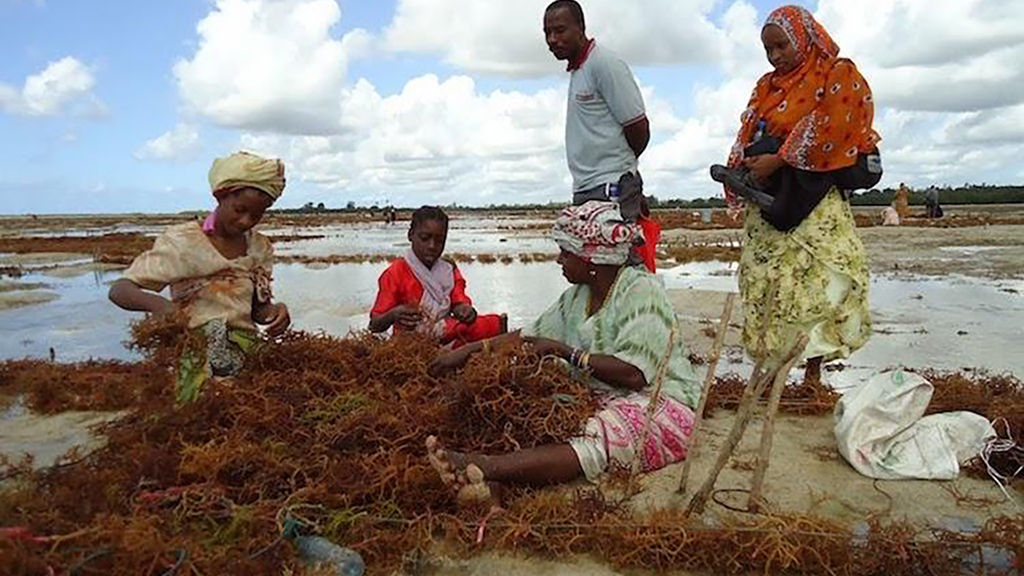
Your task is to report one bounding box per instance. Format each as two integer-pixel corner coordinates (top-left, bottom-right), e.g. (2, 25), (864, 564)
(723, 5), (881, 212)
(716, 6), (877, 387)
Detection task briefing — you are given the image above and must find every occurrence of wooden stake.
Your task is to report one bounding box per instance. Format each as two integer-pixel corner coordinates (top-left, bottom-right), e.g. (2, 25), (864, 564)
(684, 335), (806, 517)
(685, 364), (770, 516)
(676, 292), (735, 495)
(627, 323), (678, 495)
(747, 335), (808, 511)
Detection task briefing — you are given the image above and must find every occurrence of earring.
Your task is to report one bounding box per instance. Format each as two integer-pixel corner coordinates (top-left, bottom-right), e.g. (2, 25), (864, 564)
(588, 269), (597, 277)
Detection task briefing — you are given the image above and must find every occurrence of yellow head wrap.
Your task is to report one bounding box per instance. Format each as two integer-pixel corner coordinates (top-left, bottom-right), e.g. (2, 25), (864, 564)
(208, 151), (286, 202)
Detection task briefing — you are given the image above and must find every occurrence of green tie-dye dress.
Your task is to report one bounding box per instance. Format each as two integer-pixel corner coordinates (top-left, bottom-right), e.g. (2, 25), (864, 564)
(524, 266), (701, 410)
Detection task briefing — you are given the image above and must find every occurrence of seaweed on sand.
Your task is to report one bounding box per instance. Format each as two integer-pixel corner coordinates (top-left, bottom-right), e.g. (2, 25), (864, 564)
(1, 322), (1021, 575)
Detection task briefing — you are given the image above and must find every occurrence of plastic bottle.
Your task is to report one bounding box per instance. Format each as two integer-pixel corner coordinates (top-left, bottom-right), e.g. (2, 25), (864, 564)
(607, 182), (621, 202)
(293, 534), (365, 576)
(753, 118), (766, 142)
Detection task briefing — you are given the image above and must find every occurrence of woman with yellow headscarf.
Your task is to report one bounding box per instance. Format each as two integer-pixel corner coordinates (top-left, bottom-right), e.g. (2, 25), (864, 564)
(109, 151), (291, 402)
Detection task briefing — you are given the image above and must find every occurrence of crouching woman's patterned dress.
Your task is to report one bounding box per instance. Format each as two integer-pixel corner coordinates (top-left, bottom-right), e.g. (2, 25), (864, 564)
(525, 264), (702, 481)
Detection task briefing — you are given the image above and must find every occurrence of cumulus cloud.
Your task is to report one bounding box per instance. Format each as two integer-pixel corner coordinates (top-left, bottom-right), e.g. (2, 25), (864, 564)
(173, 0), (372, 134)
(946, 105), (1024, 145)
(134, 123), (201, 161)
(237, 74), (569, 205)
(0, 56), (101, 116)
(798, 0), (1024, 187)
(168, 0), (1024, 205)
(384, 0), (726, 77)
(816, 0), (1024, 113)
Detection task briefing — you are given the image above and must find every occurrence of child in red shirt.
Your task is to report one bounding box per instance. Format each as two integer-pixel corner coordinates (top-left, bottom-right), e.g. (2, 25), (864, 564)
(369, 206), (506, 347)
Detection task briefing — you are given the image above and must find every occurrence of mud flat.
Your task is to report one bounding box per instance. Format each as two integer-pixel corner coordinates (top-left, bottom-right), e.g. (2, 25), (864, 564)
(663, 222), (1024, 280)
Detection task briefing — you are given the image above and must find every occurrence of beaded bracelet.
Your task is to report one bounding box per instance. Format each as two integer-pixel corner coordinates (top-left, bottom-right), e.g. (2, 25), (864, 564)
(569, 347), (583, 368)
(568, 347), (590, 371)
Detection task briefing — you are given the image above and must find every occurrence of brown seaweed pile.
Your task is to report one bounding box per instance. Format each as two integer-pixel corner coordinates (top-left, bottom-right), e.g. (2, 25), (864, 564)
(1, 324), (1022, 575)
(0, 232), (324, 269)
(276, 252), (559, 266)
(0, 322), (594, 575)
(703, 373), (841, 416)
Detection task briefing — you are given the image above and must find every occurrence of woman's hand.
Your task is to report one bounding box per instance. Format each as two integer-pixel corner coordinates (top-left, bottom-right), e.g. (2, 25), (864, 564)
(742, 154), (787, 183)
(391, 305), (423, 330)
(451, 303), (477, 325)
(262, 303), (291, 336)
(429, 346), (473, 377)
(523, 336), (571, 359)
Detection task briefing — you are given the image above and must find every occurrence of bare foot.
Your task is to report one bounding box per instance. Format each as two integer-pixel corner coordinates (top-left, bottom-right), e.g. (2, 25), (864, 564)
(426, 435), (459, 487)
(425, 436), (504, 508)
(457, 464), (493, 506)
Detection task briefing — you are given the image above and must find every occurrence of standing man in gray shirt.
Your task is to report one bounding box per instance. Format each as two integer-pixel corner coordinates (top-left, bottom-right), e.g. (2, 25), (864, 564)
(543, 0), (654, 266)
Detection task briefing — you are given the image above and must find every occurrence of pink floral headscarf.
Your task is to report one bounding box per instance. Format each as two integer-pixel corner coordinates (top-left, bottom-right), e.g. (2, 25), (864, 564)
(552, 201), (638, 265)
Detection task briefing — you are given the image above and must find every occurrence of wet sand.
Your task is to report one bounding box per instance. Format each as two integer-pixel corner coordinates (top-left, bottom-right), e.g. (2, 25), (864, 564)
(0, 279), (59, 311)
(662, 222), (1024, 280)
(420, 410), (1019, 576)
(4, 397), (1013, 576)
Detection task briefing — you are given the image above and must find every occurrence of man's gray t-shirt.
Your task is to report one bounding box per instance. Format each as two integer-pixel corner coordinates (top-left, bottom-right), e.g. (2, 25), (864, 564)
(565, 42), (646, 192)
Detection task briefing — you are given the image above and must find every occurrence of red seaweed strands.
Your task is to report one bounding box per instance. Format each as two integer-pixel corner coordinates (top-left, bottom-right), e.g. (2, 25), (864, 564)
(1, 320), (1022, 575)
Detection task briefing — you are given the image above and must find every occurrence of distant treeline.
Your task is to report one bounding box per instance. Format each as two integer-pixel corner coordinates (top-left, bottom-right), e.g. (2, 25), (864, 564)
(848, 184), (1024, 206)
(271, 184), (1024, 214)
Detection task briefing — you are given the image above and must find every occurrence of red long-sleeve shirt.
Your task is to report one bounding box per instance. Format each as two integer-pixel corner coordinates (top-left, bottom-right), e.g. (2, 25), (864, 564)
(370, 258), (472, 318)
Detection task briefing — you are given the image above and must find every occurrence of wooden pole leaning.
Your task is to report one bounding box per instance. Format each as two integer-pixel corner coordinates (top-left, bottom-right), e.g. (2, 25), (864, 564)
(627, 323), (678, 496)
(685, 282), (778, 516)
(676, 292), (736, 495)
(747, 335), (808, 511)
(684, 336), (807, 516)
(684, 361), (770, 517)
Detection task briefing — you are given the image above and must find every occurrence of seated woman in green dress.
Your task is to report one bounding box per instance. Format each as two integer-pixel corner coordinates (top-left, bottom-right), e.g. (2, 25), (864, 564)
(427, 201), (701, 505)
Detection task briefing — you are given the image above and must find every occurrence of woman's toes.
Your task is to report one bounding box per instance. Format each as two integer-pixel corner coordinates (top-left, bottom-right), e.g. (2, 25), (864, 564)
(457, 481), (492, 507)
(465, 464), (485, 486)
(426, 435), (458, 487)
(456, 464), (493, 506)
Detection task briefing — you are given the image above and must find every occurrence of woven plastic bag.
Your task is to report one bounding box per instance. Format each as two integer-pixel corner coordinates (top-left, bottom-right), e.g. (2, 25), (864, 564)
(833, 370), (993, 480)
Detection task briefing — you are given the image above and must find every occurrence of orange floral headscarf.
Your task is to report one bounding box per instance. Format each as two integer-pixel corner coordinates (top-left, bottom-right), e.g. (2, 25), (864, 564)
(724, 6), (880, 205)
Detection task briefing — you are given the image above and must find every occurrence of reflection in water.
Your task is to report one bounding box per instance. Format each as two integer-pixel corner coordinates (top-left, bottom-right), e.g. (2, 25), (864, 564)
(1, 260), (1021, 383)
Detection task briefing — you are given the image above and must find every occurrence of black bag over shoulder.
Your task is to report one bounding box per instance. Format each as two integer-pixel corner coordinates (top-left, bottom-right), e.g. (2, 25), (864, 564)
(743, 135), (783, 158)
(832, 148), (882, 191)
(744, 134), (882, 192)
(737, 132), (884, 231)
